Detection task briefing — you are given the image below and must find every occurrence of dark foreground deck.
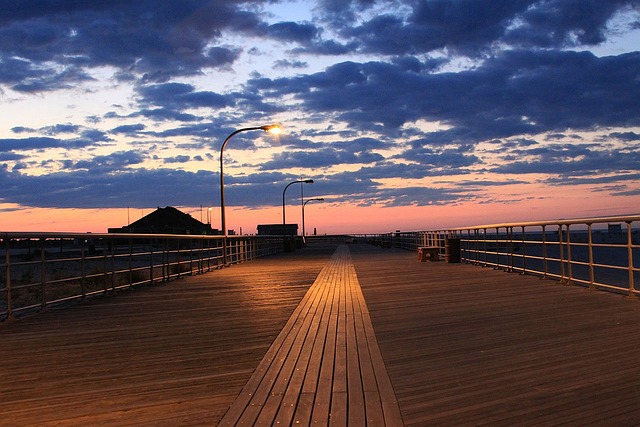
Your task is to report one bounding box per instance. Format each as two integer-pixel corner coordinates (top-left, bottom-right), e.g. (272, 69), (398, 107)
(1, 244), (640, 425)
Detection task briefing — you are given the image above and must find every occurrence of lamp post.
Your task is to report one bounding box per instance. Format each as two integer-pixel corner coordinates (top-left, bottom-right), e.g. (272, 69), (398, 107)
(282, 179), (313, 226)
(302, 198), (324, 238)
(220, 124), (280, 264)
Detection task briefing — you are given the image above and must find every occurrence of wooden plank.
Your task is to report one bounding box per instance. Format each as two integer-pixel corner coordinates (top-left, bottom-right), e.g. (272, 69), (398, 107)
(350, 244), (640, 426)
(0, 248), (334, 426)
(221, 245), (403, 425)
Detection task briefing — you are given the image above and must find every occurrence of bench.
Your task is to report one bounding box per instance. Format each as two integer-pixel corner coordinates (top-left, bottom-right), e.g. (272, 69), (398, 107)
(418, 246), (440, 262)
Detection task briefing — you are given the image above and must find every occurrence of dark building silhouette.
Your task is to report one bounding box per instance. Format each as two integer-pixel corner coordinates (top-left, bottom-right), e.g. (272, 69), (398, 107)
(257, 224), (298, 236)
(108, 206), (219, 235)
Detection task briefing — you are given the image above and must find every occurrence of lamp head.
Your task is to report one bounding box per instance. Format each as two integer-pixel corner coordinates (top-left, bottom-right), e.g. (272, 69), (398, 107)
(304, 179), (314, 184)
(261, 124), (281, 135)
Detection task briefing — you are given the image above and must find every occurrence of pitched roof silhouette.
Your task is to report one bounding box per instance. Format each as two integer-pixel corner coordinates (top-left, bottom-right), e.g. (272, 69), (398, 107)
(109, 206), (216, 235)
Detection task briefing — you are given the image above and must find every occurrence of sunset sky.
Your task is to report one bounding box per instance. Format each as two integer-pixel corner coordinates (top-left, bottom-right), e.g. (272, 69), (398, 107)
(1, 0), (639, 234)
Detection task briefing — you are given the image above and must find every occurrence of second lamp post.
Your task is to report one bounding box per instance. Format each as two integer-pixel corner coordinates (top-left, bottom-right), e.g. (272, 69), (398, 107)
(282, 179), (313, 226)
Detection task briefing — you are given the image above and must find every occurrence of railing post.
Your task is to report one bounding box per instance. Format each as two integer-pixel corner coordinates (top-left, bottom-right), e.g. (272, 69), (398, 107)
(482, 228), (487, 267)
(587, 224), (595, 290)
(558, 225), (566, 283)
(507, 226), (513, 272)
(5, 235), (13, 319)
(520, 226), (526, 275)
(102, 239), (109, 294)
(81, 239), (87, 299)
(494, 227), (501, 270)
(128, 238), (133, 288)
(40, 237), (47, 311)
(565, 224), (573, 285)
(110, 239), (116, 291)
(542, 225), (548, 279)
(149, 239), (154, 285)
(626, 221), (636, 298)
(164, 238), (170, 281)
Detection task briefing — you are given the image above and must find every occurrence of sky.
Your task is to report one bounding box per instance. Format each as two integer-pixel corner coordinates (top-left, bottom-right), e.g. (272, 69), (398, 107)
(1, 0), (639, 235)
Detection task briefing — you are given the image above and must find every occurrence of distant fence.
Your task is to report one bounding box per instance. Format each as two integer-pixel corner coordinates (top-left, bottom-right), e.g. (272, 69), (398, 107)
(357, 215), (640, 298)
(1, 233), (285, 320)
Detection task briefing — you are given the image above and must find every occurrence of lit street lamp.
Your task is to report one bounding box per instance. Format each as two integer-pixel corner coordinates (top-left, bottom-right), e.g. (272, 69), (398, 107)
(302, 198), (324, 238)
(220, 124), (280, 263)
(282, 179), (313, 225)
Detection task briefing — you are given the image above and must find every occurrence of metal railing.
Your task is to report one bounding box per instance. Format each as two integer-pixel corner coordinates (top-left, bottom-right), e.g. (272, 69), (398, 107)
(370, 215), (640, 298)
(1, 233), (285, 320)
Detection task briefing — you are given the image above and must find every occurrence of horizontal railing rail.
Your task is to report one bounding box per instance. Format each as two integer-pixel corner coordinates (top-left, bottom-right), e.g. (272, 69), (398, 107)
(1, 232), (285, 321)
(360, 214), (640, 298)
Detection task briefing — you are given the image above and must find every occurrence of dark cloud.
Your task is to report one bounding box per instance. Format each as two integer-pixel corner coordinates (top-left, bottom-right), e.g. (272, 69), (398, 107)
(273, 59), (308, 69)
(263, 21), (318, 43)
(0, 0), (276, 89)
(610, 131), (640, 141)
(111, 124), (146, 135)
(71, 150), (146, 173)
(164, 155), (191, 164)
(491, 144), (640, 175)
(246, 49), (640, 139)
(320, 0), (639, 56)
(0, 0), (638, 214)
(0, 136), (95, 151)
(259, 146), (384, 171)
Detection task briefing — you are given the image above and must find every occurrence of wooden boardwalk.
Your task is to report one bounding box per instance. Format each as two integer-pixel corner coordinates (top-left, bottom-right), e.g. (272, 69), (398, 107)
(350, 245), (640, 425)
(219, 246), (402, 425)
(2, 244), (640, 425)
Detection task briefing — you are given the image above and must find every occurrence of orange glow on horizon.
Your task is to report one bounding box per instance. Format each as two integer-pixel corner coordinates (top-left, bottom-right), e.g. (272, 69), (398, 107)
(2, 191), (639, 235)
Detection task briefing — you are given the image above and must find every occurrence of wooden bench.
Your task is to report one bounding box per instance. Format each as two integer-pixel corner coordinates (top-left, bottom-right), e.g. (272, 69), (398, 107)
(418, 246), (440, 262)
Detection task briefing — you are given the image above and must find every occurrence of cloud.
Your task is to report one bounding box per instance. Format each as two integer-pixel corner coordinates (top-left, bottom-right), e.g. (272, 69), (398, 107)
(71, 150), (146, 173)
(259, 144), (384, 171)
(263, 21), (319, 43)
(0, 0), (274, 88)
(0, 136), (95, 151)
(319, 0), (639, 56)
(136, 82), (233, 111)
(490, 144), (640, 175)
(245, 49), (640, 140)
(111, 124), (146, 135)
(273, 59), (308, 69)
(0, 0), (639, 216)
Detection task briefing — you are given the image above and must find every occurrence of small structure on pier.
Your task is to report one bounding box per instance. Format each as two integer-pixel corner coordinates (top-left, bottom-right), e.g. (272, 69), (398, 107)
(108, 206), (219, 235)
(257, 224), (298, 236)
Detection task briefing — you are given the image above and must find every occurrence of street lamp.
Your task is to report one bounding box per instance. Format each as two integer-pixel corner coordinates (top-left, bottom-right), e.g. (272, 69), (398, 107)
(219, 124), (280, 263)
(302, 198), (324, 238)
(282, 179), (313, 225)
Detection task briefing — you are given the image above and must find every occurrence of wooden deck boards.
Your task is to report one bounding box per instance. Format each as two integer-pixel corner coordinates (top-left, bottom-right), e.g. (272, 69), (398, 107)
(218, 245), (403, 426)
(2, 243), (640, 426)
(349, 245), (640, 426)
(0, 248), (334, 426)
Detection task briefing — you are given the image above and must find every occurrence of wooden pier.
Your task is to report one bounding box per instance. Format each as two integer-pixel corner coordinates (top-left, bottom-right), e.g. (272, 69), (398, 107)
(1, 244), (640, 425)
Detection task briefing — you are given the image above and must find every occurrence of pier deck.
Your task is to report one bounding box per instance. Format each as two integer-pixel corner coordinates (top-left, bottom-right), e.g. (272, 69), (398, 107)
(2, 244), (640, 425)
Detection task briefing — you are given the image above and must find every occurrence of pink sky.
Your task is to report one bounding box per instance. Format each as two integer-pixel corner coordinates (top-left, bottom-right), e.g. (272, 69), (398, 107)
(2, 189), (638, 235)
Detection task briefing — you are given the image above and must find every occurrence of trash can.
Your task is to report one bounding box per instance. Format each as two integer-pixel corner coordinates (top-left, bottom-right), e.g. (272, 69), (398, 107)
(445, 238), (461, 263)
(283, 236), (297, 252)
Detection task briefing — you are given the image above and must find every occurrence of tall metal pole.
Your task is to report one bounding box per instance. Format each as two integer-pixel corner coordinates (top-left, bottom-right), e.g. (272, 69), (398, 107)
(220, 125), (279, 264)
(282, 179), (313, 225)
(302, 198), (324, 238)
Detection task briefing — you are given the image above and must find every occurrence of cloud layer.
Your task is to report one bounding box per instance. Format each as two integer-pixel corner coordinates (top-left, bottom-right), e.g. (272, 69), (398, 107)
(1, 0), (639, 221)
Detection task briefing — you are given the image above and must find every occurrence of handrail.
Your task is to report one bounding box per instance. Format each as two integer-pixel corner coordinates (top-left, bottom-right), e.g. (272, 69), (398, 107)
(446, 214), (640, 231)
(1, 233), (285, 321)
(359, 214), (639, 299)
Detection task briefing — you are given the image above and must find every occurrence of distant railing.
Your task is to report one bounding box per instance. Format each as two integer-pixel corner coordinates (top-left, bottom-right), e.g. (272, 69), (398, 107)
(361, 215), (640, 298)
(1, 233), (285, 320)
